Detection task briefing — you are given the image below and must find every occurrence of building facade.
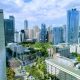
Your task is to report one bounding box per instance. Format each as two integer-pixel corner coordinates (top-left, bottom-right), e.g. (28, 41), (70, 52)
(45, 56), (80, 80)
(24, 20), (28, 39)
(47, 26), (53, 43)
(0, 9), (6, 80)
(40, 24), (47, 42)
(53, 27), (63, 45)
(4, 16), (15, 45)
(20, 30), (25, 42)
(67, 9), (79, 44)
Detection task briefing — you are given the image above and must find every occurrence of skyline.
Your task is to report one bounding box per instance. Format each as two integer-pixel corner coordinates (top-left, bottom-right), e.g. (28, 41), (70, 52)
(1, 0), (80, 30)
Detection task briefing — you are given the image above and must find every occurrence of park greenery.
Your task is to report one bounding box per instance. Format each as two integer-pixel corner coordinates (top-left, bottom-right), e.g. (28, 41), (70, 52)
(72, 52), (80, 62)
(20, 42), (52, 58)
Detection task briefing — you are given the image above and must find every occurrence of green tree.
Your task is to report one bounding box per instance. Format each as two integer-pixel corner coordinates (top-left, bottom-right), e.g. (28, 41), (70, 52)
(72, 52), (78, 57)
(6, 68), (15, 80)
(77, 56), (80, 62)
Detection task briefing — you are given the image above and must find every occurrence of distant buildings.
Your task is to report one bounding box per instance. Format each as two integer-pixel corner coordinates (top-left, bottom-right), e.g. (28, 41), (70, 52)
(67, 9), (79, 44)
(47, 26), (53, 43)
(4, 16), (15, 45)
(62, 25), (66, 43)
(0, 9), (6, 80)
(40, 24), (47, 42)
(33, 25), (40, 39)
(53, 27), (63, 45)
(20, 30), (25, 42)
(28, 28), (34, 39)
(24, 20), (28, 39)
(14, 31), (20, 43)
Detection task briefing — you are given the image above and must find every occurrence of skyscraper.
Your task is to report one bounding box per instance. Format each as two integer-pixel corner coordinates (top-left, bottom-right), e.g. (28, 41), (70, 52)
(24, 20), (28, 30)
(24, 20), (28, 39)
(14, 31), (20, 43)
(47, 26), (53, 43)
(40, 24), (47, 42)
(62, 25), (66, 43)
(20, 30), (25, 42)
(4, 16), (15, 45)
(28, 28), (34, 39)
(67, 9), (79, 44)
(0, 9), (6, 80)
(53, 27), (63, 45)
(33, 25), (40, 39)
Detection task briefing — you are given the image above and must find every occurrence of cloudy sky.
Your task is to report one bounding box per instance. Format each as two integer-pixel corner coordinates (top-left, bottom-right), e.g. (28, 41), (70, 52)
(0, 0), (80, 30)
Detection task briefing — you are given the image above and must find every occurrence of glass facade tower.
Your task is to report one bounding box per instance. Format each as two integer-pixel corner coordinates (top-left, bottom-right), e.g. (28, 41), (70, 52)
(40, 24), (47, 42)
(53, 27), (63, 45)
(67, 9), (79, 44)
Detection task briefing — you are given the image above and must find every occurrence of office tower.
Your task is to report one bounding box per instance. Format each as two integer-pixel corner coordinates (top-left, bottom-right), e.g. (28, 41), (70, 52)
(14, 31), (19, 43)
(78, 26), (80, 44)
(67, 9), (79, 44)
(33, 25), (40, 39)
(36, 32), (40, 42)
(0, 9), (6, 80)
(40, 24), (47, 42)
(24, 20), (28, 39)
(24, 20), (28, 30)
(20, 30), (25, 42)
(28, 28), (34, 39)
(4, 16), (15, 45)
(47, 26), (53, 43)
(62, 25), (66, 43)
(53, 27), (63, 45)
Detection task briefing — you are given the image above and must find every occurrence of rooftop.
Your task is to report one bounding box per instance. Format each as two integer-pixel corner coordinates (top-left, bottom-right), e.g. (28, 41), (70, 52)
(46, 56), (80, 79)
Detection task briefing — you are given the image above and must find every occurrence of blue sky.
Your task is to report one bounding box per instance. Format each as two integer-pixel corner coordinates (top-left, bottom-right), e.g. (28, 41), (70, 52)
(0, 0), (80, 31)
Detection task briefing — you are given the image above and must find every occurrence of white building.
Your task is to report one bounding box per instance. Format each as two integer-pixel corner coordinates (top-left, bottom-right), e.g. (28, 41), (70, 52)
(70, 44), (80, 54)
(0, 9), (6, 80)
(45, 54), (80, 80)
(14, 31), (20, 43)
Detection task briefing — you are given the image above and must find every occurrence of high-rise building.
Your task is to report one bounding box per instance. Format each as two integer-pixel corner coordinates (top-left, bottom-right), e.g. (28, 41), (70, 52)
(47, 26), (53, 43)
(53, 27), (63, 45)
(14, 31), (20, 43)
(20, 30), (25, 42)
(0, 9), (6, 80)
(67, 9), (79, 44)
(33, 25), (40, 39)
(24, 20), (28, 30)
(62, 25), (66, 43)
(28, 28), (34, 39)
(4, 16), (15, 45)
(24, 20), (28, 39)
(40, 24), (47, 42)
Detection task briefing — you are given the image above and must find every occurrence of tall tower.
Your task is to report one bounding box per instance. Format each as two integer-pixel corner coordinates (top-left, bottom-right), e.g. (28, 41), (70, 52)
(0, 9), (6, 80)
(4, 16), (15, 45)
(40, 24), (47, 42)
(24, 20), (28, 30)
(24, 20), (28, 39)
(67, 9), (79, 44)
(53, 27), (63, 45)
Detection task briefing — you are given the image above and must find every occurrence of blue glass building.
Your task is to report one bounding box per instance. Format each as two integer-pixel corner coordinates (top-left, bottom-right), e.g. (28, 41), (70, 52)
(67, 9), (79, 44)
(4, 16), (15, 45)
(53, 27), (63, 45)
(40, 24), (47, 42)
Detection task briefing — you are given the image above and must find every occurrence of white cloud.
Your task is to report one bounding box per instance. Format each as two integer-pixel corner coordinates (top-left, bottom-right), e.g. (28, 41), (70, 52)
(1, 0), (80, 30)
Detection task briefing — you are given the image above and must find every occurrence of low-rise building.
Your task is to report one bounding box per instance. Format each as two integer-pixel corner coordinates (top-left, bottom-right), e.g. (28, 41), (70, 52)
(70, 44), (80, 54)
(45, 54), (80, 80)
